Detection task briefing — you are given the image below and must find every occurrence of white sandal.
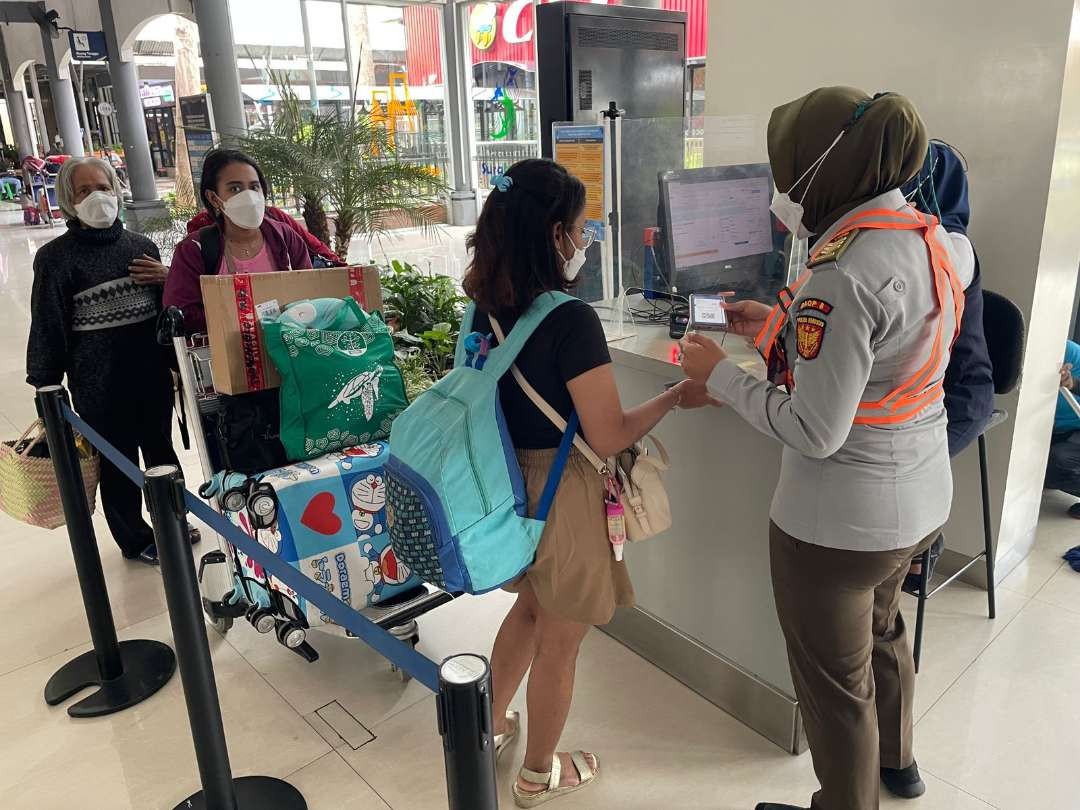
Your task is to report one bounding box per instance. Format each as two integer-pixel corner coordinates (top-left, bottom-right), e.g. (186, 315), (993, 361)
(494, 711), (520, 762)
(512, 751), (599, 808)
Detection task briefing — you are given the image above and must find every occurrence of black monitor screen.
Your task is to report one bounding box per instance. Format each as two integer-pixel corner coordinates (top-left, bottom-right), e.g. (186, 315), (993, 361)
(658, 164), (789, 303)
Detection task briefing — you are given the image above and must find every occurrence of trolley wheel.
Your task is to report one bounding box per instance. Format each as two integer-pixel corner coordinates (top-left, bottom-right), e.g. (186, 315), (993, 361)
(210, 616), (234, 635)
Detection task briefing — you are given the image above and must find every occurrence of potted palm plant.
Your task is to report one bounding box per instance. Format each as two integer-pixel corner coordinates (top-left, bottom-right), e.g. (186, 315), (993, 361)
(242, 75), (446, 260)
(241, 80), (332, 246)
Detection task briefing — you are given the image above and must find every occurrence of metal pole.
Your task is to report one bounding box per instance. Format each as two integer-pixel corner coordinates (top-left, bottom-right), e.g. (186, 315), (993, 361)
(27, 63), (50, 154)
(144, 465), (306, 810)
(339, 0), (355, 105)
(72, 62), (94, 153)
(437, 654), (498, 810)
(37, 28), (85, 156)
(441, 0), (477, 226)
(36, 386), (175, 717)
(299, 0), (320, 112)
(0, 27), (34, 160)
(978, 434), (997, 619)
(191, 0), (248, 144)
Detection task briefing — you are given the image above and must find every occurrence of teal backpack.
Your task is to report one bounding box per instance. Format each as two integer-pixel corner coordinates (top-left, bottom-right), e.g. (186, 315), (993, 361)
(386, 293), (580, 594)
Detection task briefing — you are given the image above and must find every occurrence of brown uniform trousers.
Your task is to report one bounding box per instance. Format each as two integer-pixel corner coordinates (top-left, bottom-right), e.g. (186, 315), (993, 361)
(770, 522), (939, 810)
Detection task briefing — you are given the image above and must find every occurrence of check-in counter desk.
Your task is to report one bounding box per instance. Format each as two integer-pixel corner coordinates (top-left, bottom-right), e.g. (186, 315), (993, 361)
(599, 315), (804, 753)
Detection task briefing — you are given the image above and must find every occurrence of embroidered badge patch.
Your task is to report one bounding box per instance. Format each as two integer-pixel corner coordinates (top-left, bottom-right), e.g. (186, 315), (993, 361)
(798, 298), (833, 316)
(796, 315), (827, 360)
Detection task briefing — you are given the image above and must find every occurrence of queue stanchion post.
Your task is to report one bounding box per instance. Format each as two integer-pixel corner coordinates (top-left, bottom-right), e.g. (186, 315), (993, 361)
(36, 385), (176, 717)
(143, 465), (306, 810)
(437, 654), (499, 810)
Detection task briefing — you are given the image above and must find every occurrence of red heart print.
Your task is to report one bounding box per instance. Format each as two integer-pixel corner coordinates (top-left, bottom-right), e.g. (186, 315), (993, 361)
(301, 491), (342, 535)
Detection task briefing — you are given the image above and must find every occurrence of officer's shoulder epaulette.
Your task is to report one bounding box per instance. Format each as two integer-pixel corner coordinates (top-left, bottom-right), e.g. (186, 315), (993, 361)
(807, 229), (859, 269)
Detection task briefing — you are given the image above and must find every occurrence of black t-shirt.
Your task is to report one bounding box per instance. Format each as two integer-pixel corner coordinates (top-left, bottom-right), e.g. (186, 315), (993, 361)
(471, 299), (611, 449)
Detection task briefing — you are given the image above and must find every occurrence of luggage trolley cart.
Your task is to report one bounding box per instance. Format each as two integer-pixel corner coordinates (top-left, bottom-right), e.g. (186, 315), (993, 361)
(160, 307), (455, 679)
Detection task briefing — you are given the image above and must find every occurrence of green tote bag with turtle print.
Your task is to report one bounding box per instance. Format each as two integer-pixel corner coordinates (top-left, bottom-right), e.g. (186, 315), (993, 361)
(262, 297), (408, 461)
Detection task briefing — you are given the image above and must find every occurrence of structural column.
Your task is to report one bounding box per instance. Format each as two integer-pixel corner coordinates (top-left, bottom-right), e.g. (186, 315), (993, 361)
(27, 63), (50, 154)
(97, 0), (163, 222)
(0, 26), (35, 160)
(191, 0), (246, 143)
(441, 0), (477, 226)
(37, 27), (84, 156)
(299, 0), (319, 111)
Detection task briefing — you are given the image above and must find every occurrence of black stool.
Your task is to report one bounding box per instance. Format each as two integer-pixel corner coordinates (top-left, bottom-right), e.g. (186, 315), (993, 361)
(910, 290), (1026, 672)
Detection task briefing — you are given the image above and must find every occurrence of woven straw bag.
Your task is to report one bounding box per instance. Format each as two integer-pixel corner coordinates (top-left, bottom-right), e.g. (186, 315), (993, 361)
(0, 420), (100, 530)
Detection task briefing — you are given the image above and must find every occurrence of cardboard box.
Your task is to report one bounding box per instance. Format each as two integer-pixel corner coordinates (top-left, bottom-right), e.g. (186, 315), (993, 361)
(201, 266), (383, 396)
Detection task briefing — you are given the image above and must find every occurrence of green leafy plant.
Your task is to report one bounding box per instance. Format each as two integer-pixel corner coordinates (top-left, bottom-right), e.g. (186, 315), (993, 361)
(241, 73), (446, 258)
(240, 75), (331, 246)
(140, 195), (201, 263)
(381, 259), (467, 384)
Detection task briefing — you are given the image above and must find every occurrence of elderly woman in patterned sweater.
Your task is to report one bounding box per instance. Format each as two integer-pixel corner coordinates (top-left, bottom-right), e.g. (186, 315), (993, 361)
(26, 157), (198, 565)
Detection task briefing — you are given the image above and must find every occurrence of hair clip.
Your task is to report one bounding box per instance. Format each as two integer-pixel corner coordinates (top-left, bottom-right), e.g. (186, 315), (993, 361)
(491, 172), (513, 193)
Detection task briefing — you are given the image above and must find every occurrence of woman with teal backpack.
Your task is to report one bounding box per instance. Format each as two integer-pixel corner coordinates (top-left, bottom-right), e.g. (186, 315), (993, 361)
(462, 159), (711, 807)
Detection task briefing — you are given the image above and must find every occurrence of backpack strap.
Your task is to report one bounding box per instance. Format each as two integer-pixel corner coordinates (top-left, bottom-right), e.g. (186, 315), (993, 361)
(535, 410), (581, 522)
(199, 225), (222, 275)
(480, 292), (577, 380)
(455, 302), (477, 369)
(488, 312), (608, 475)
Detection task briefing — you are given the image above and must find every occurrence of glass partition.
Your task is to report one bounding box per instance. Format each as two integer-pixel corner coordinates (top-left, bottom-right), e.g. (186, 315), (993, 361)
(563, 114), (792, 308)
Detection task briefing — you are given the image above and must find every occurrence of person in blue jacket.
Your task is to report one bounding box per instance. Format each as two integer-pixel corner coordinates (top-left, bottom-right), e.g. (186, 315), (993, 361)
(900, 141), (995, 587)
(1045, 340), (1080, 517)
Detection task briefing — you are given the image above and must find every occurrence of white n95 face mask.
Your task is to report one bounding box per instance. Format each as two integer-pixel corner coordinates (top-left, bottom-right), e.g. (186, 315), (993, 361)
(770, 130), (845, 241)
(74, 191), (119, 229)
(221, 189), (266, 230)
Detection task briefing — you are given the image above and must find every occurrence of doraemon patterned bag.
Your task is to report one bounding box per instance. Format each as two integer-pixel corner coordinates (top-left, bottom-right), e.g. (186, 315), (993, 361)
(219, 443), (423, 636)
(262, 297), (408, 461)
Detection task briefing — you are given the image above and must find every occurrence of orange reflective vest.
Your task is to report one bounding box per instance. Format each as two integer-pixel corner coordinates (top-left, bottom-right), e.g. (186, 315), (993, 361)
(753, 206), (965, 426)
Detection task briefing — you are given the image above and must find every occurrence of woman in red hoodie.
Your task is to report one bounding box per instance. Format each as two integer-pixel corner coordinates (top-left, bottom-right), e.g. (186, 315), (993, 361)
(163, 149), (329, 333)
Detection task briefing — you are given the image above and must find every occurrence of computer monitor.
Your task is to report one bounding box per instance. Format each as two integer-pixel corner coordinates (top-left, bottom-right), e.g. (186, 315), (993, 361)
(656, 164), (789, 303)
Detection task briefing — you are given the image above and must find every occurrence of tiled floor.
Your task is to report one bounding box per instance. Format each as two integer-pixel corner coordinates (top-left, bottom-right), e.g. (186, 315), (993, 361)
(1, 209), (1078, 809)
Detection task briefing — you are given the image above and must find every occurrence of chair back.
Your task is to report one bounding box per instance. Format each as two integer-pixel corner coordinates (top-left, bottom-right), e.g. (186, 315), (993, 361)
(982, 289), (1026, 395)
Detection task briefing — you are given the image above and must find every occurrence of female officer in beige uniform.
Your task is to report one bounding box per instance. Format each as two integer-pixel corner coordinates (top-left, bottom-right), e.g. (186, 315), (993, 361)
(681, 87), (975, 810)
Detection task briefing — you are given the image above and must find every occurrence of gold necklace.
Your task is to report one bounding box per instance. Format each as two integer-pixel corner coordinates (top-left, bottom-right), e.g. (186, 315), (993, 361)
(229, 234), (261, 258)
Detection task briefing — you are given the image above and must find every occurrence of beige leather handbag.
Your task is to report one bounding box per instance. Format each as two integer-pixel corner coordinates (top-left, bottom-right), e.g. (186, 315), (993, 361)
(489, 315), (673, 543)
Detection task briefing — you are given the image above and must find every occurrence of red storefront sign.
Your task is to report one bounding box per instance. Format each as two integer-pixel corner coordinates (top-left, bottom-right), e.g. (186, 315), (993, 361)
(404, 0), (707, 87)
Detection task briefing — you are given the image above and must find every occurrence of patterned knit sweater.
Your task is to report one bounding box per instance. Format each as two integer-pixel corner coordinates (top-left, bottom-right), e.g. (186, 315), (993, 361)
(26, 220), (173, 417)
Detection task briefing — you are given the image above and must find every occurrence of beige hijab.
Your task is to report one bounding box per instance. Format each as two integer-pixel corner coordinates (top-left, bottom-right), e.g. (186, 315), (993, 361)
(767, 86), (928, 234)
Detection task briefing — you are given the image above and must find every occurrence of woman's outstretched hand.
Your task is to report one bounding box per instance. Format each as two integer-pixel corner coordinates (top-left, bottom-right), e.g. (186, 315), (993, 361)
(680, 333), (728, 382)
(723, 299), (773, 339)
(672, 379), (722, 409)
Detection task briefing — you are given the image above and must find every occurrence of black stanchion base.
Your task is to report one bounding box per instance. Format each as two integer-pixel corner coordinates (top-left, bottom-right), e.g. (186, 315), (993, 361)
(174, 776), (307, 809)
(44, 639), (176, 718)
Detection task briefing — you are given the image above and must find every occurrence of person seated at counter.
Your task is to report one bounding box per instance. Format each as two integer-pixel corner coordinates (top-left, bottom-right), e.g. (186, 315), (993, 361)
(680, 87), (975, 810)
(163, 148), (312, 333)
(899, 140), (994, 589)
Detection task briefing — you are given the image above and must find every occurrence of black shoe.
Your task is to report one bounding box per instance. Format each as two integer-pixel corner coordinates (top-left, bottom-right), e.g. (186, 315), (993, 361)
(1068, 503), (1080, 519)
(136, 544), (160, 566)
(881, 761), (927, 799)
(755, 804), (809, 810)
(188, 523), (202, 545)
(903, 536), (944, 595)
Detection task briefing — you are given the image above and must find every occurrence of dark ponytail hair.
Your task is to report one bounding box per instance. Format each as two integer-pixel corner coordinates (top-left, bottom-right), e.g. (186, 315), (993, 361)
(198, 148), (270, 224)
(463, 159), (586, 317)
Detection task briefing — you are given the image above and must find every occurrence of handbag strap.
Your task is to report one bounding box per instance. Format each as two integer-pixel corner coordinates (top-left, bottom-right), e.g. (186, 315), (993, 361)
(14, 420), (47, 456)
(488, 314), (607, 475)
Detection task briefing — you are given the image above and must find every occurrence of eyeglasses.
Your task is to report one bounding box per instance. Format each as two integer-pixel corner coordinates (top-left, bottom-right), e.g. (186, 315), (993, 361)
(570, 224), (599, 250)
